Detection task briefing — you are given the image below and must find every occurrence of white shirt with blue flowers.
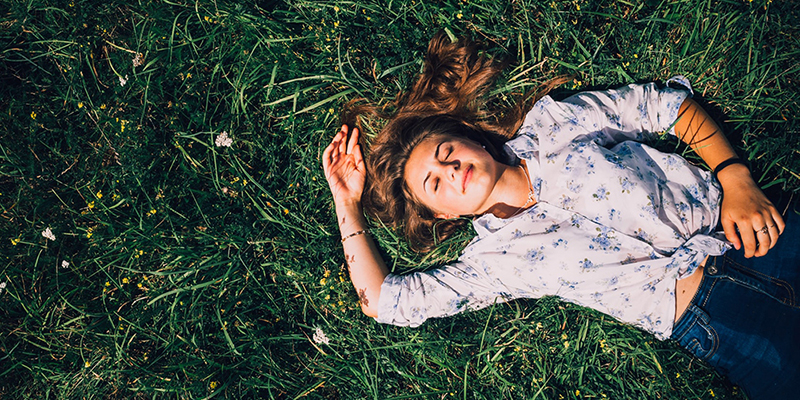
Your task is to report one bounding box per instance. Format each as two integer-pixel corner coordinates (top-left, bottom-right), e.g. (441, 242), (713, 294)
(375, 76), (732, 339)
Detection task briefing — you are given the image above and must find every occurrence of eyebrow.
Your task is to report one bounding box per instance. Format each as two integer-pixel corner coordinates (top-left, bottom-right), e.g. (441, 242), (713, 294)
(422, 141), (444, 194)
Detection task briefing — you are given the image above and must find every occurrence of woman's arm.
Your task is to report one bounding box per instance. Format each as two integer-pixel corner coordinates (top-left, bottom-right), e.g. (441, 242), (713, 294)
(322, 125), (389, 317)
(673, 98), (785, 257)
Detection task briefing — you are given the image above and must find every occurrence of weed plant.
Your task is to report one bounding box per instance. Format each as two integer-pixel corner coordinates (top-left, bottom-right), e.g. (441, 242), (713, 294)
(1, 0), (798, 399)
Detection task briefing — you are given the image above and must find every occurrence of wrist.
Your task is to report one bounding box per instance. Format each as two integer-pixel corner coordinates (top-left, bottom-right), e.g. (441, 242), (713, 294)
(716, 162), (753, 187)
(335, 199), (363, 213)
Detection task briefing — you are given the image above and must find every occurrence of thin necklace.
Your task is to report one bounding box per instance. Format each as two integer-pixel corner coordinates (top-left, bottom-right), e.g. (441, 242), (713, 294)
(511, 164), (535, 217)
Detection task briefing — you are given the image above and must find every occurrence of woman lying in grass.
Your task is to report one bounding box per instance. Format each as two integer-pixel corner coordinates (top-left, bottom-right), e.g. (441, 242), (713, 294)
(322, 33), (798, 399)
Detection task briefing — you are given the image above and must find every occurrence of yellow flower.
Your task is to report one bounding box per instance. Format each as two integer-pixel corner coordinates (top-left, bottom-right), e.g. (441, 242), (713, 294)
(105, 281), (110, 287)
(122, 277), (129, 284)
(137, 283), (143, 288)
(84, 361), (91, 368)
(86, 231), (93, 239)
(709, 389), (715, 397)
(333, 6), (339, 12)
(575, 390), (580, 396)
(31, 111), (37, 119)
(209, 381), (219, 389)
(87, 201), (95, 209)
(100, 104), (107, 110)
(456, 13), (463, 19)
(676, 373), (681, 378)
(634, 53), (639, 58)
(11, 237), (21, 246)
(204, 16), (211, 22)
(186, 73), (192, 79)
(324, 270), (331, 277)
(78, 102), (84, 108)
(283, 208), (289, 215)
(334, 21), (339, 28)
(564, 341), (570, 348)
(320, 278), (327, 286)
(96, 190), (102, 199)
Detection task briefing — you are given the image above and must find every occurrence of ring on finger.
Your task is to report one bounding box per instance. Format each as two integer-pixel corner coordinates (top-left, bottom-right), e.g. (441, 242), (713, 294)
(759, 225), (769, 235)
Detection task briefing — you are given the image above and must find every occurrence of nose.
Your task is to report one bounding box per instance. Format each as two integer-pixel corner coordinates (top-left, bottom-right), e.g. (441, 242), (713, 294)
(444, 160), (460, 182)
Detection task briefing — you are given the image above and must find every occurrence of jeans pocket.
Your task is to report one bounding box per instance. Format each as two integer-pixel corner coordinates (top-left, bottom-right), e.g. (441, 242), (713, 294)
(675, 304), (718, 361)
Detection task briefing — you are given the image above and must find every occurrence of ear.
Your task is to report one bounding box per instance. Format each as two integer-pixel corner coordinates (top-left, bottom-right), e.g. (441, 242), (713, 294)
(435, 212), (459, 220)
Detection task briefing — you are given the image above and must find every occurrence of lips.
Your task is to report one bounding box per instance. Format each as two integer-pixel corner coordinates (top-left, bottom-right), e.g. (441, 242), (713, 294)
(462, 165), (472, 193)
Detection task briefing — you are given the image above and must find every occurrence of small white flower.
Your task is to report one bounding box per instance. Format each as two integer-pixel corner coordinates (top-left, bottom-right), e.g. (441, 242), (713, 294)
(119, 74), (128, 86)
(215, 131), (233, 147)
(62, 260), (70, 269)
(42, 227), (56, 241)
(312, 326), (330, 345)
(132, 53), (143, 67)
(0, 282), (6, 294)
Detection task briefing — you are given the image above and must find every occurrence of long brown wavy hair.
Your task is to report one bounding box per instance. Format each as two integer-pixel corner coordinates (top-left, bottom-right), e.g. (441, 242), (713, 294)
(342, 32), (569, 252)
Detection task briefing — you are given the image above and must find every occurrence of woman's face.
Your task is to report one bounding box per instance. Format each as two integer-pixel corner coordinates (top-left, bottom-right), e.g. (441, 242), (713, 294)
(404, 135), (503, 218)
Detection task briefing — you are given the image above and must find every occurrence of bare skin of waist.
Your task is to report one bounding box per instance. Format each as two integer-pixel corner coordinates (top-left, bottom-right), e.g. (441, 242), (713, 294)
(674, 256), (707, 322)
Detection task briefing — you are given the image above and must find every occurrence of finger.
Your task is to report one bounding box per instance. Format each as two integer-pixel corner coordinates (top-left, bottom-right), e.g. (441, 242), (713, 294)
(754, 222), (772, 257)
(721, 218), (741, 251)
(739, 222), (757, 258)
(772, 209), (786, 235)
(322, 143), (333, 172)
(338, 126), (349, 154)
(767, 209), (785, 249)
(346, 127), (359, 155)
(353, 143), (364, 166)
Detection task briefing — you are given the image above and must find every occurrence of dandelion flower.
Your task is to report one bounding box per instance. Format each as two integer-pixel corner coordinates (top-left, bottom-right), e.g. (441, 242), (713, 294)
(62, 260), (69, 268)
(119, 74), (128, 86)
(215, 131), (233, 147)
(313, 326), (330, 345)
(42, 227), (56, 241)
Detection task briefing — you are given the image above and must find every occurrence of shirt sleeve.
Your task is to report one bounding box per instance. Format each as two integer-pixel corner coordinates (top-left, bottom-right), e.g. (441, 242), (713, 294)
(375, 259), (509, 327)
(526, 76), (693, 149)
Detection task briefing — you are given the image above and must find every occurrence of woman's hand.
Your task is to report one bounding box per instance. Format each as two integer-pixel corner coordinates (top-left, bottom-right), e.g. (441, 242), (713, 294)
(717, 163), (785, 257)
(322, 125), (366, 207)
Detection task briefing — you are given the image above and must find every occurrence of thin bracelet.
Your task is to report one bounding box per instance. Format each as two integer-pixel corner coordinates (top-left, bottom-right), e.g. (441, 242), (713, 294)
(341, 229), (369, 243)
(713, 158), (748, 180)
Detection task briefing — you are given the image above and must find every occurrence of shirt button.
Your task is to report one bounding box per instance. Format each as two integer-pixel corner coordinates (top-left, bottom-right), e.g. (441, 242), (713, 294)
(707, 265), (718, 275)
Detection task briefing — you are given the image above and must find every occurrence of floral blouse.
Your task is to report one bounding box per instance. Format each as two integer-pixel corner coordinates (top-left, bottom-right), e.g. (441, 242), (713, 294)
(375, 76), (732, 339)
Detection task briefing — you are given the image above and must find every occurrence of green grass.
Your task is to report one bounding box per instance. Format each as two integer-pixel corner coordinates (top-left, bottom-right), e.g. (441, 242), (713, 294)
(1, 0), (798, 398)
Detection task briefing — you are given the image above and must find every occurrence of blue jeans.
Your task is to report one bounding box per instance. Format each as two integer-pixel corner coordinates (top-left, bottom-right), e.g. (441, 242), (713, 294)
(671, 193), (800, 400)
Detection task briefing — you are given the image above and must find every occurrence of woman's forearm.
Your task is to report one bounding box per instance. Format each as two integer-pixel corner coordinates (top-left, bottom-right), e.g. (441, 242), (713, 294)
(336, 201), (389, 318)
(673, 98), (752, 185)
